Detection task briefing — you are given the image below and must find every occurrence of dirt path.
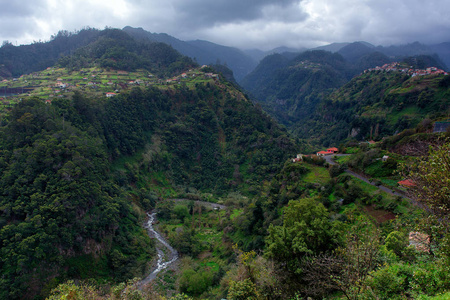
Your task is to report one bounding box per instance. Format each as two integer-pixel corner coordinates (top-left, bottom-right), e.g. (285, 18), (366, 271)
(168, 198), (226, 210)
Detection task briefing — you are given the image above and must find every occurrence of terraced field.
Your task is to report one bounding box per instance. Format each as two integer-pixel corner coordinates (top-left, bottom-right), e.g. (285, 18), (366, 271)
(0, 66), (218, 116)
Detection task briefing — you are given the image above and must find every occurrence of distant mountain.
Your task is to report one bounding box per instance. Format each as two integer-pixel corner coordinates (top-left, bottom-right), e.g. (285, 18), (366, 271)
(243, 46), (305, 62)
(312, 42), (350, 53)
(243, 41), (450, 147)
(0, 28), (197, 79)
(57, 28), (196, 77)
(315, 41), (450, 71)
(123, 26), (256, 81)
(355, 51), (391, 72)
(401, 55), (447, 70)
(240, 53), (291, 95)
(430, 42), (450, 70)
(376, 41), (432, 58)
(338, 42), (377, 63)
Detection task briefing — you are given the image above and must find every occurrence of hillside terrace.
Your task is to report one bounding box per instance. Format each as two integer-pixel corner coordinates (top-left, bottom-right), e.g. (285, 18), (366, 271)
(0, 67), (219, 115)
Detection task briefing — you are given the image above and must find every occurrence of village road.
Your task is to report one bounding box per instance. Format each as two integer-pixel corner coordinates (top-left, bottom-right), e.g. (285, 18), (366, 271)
(169, 198), (226, 210)
(324, 154), (411, 201)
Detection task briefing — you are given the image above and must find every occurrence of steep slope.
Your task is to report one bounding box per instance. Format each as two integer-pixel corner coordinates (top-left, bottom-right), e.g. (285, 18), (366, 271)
(241, 50), (353, 126)
(0, 97), (155, 299)
(122, 26), (257, 81)
(240, 53), (291, 98)
(294, 70), (450, 146)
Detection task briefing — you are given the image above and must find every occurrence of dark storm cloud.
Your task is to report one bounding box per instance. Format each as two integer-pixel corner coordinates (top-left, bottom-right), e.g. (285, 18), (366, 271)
(0, 1), (44, 17)
(1, 0), (450, 50)
(0, 0), (48, 42)
(171, 0), (304, 27)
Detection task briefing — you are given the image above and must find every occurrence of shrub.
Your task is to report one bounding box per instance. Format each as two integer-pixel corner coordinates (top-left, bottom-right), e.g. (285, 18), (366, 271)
(227, 278), (259, 300)
(365, 263), (413, 300)
(410, 263), (450, 296)
(385, 231), (408, 258)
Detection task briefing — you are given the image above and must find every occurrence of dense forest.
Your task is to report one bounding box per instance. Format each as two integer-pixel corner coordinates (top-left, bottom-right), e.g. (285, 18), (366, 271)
(0, 69), (298, 298)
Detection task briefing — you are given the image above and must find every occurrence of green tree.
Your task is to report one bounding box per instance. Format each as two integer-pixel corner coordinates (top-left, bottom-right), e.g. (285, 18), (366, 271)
(385, 231), (408, 258)
(400, 141), (450, 216)
(227, 278), (259, 300)
(265, 197), (339, 275)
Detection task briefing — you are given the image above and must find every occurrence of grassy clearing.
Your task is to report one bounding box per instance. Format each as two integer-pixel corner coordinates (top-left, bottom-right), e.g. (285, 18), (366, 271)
(417, 292), (450, 300)
(335, 155), (351, 164)
(303, 165), (330, 185)
(230, 209), (243, 220)
(344, 147), (360, 154)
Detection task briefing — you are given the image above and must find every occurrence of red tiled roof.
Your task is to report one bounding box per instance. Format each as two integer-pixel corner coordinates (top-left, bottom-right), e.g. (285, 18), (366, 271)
(398, 179), (416, 187)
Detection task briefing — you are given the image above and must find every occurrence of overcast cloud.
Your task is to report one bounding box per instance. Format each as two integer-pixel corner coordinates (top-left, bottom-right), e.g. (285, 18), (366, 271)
(1, 0), (450, 50)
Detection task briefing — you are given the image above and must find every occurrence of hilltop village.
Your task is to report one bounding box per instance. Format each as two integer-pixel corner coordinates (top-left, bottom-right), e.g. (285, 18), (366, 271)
(364, 62), (448, 77)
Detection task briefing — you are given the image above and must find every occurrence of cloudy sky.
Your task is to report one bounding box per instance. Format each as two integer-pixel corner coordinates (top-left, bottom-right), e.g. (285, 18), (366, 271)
(1, 0), (450, 50)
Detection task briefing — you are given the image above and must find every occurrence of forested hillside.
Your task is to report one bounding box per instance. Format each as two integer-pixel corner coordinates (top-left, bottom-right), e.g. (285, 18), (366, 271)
(0, 28), (195, 80)
(0, 28), (102, 78)
(241, 50), (354, 127)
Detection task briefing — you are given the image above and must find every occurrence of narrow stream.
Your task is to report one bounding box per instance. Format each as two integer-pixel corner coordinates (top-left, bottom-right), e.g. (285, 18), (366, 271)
(139, 212), (178, 287)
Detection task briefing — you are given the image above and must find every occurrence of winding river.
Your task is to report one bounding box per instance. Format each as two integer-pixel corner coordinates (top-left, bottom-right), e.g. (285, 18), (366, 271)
(139, 212), (179, 287)
(138, 200), (226, 288)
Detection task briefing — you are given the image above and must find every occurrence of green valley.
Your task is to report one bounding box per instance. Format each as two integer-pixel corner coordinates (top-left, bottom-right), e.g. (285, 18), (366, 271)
(0, 26), (450, 300)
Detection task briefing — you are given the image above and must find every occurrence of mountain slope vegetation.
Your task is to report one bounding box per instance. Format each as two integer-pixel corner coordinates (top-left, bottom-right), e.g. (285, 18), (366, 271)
(294, 70), (450, 146)
(0, 31), (299, 298)
(0, 28), (102, 78)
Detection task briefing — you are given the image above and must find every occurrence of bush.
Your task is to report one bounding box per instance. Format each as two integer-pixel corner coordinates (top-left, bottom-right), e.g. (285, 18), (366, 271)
(227, 278), (259, 300)
(173, 204), (190, 221)
(365, 263), (413, 300)
(179, 267), (216, 296)
(410, 263), (450, 296)
(385, 231), (408, 258)
(329, 164), (345, 178)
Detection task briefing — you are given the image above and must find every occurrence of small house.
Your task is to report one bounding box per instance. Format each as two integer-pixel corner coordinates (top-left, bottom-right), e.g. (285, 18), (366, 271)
(317, 151), (330, 156)
(106, 92), (117, 98)
(327, 147), (339, 153)
(292, 154), (304, 162)
(382, 155), (389, 162)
